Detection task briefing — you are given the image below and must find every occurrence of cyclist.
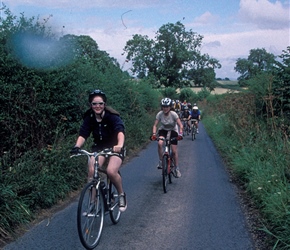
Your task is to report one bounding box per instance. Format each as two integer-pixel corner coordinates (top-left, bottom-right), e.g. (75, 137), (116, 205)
(174, 100), (181, 117)
(181, 106), (191, 132)
(190, 106), (201, 134)
(151, 97), (183, 178)
(70, 89), (127, 212)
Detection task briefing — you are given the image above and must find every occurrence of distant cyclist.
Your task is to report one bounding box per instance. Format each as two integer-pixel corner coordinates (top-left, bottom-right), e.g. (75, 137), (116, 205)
(180, 106), (191, 132)
(190, 105), (201, 134)
(174, 100), (181, 117)
(151, 98), (183, 178)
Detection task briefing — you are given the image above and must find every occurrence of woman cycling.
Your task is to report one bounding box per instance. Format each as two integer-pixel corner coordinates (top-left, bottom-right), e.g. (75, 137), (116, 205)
(151, 98), (183, 178)
(70, 89), (127, 212)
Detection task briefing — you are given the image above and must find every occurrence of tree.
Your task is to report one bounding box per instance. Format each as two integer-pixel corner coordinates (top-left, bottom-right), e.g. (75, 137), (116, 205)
(273, 46), (290, 118)
(235, 48), (276, 86)
(123, 22), (220, 89)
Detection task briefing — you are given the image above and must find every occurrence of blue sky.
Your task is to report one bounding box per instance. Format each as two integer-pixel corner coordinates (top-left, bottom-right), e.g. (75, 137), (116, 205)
(4, 0), (290, 79)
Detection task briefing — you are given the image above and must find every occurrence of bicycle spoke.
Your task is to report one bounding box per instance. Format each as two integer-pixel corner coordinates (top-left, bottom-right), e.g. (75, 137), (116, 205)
(77, 183), (104, 249)
(109, 181), (121, 224)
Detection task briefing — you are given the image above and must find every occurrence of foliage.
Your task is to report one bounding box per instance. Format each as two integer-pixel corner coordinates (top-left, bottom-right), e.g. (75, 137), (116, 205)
(123, 21), (220, 89)
(179, 87), (195, 102)
(201, 93), (290, 249)
(273, 46), (290, 119)
(235, 48), (277, 87)
(0, 6), (161, 242)
(161, 87), (179, 101)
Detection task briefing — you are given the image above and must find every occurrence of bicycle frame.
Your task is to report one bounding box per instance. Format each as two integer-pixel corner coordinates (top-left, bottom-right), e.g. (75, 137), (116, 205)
(191, 119), (198, 141)
(155, 132), (179, 193)
(70, 148), (121, 249)
(182, 119), (189, 136)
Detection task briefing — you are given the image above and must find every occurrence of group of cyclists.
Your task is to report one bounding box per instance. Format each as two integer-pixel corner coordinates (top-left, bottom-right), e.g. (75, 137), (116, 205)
(70, 89), (201, 213)
(172, 99), (201, 134)
(151, 97), (201, 178)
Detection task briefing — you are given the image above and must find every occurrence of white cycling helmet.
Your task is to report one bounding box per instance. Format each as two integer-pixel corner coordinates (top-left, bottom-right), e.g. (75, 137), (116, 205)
(161, 97), (172, 107)
(193, 106), (198, 110)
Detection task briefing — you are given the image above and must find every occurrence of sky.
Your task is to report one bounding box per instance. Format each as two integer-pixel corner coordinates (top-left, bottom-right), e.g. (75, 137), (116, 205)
(3, 0), (290, 79)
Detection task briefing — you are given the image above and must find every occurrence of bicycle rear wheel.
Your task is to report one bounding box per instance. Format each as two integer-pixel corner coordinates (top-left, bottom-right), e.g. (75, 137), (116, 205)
(109, 180), (121, 224)
(77, 182), (105, 249)
(182, 122), (186, 136)
(162, 155), (169, 193)
(186, 123), (189, 135)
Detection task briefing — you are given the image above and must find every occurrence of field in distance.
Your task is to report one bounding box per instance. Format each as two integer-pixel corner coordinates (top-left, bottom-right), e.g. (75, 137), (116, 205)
(191, 80), (242, 94)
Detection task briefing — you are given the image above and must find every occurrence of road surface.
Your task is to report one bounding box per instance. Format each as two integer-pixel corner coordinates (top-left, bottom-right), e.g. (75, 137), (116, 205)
(4, 123), (254, 250)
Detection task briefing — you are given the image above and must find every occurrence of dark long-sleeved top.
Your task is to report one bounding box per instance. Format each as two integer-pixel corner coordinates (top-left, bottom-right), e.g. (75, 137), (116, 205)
(79, 109), (125, 149)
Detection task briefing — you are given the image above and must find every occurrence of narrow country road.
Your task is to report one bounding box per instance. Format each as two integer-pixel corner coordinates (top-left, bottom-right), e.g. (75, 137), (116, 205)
(4, 123), (254, 250)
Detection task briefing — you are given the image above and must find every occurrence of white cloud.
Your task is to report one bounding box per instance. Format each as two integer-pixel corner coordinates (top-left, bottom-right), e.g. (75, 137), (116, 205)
(189, 11), (220, 27)
(238, 0), (290, 29)
(202, 28), (289, 79)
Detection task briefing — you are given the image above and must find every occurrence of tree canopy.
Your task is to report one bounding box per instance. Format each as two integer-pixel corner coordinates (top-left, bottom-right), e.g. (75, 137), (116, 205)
(123, 21), (221, 89)
(234, 48), (276, 86)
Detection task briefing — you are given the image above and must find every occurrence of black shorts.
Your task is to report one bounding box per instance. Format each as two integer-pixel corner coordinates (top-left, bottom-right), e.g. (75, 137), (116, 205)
(157, 130), (178, 145)
(91, 144), (126, 161)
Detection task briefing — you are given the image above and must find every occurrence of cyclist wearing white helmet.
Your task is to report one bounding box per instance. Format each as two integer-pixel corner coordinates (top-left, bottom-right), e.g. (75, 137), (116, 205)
(190, 105), (201, 134)
(151, 97), (183, 178)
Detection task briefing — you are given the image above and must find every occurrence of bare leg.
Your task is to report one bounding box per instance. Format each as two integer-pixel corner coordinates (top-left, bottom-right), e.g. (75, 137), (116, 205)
(158, 138), (164, 160)
(171, 145), (178, 167)
(106, 156), (123, 194)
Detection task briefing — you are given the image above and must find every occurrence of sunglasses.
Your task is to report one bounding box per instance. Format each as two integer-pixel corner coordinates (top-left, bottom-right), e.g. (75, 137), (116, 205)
(91, 102), (105, 106)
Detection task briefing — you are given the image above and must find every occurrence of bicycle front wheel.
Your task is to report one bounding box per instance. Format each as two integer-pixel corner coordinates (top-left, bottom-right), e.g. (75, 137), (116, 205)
(162, 155), (169, 193)
(77, 182), (105, 249)
(109, 180), (121, 224)
(192, 126), (196, 141)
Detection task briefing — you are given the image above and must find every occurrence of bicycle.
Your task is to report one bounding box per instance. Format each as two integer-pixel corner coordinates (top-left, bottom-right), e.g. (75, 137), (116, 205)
(182, 118), (190, 136)
(153, 132), (182, 193)
(70, 148), (122, 249)
(191, 119), (198, 141)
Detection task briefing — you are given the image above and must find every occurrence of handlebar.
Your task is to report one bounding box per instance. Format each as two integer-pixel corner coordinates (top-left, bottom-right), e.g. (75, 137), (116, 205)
(70, 148), (120, 160)
(156, 136), (182, 143)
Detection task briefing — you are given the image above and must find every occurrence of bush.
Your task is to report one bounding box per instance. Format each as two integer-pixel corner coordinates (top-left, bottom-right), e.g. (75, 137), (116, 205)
(201, 93), (290, 249)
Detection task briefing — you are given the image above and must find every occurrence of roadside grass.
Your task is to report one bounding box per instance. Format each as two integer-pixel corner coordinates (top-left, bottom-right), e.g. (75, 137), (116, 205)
(200, 93), (290, 250)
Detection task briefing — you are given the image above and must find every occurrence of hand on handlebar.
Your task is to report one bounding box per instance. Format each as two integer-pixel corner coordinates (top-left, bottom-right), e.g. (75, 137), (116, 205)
(177, 134), (183, 141)
(70, 146), (80, 155)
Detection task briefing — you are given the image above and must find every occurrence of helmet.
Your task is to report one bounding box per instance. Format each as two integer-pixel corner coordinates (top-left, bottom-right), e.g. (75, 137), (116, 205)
(193, 106), (198, 110)
(89, 89), (107, 103)
(184, 106), (188, 110)
(161, 97), (172, 107)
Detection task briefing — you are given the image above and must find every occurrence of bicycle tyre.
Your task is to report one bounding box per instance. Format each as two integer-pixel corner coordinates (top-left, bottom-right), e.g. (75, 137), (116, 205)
(162, 155), (169, 193)
(77, 182), (105, 249)
(192, 126), (196, 141)
(182, 122), (186, 136)
(109, 181), (121, 224)
(169, 157), (175, 183)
